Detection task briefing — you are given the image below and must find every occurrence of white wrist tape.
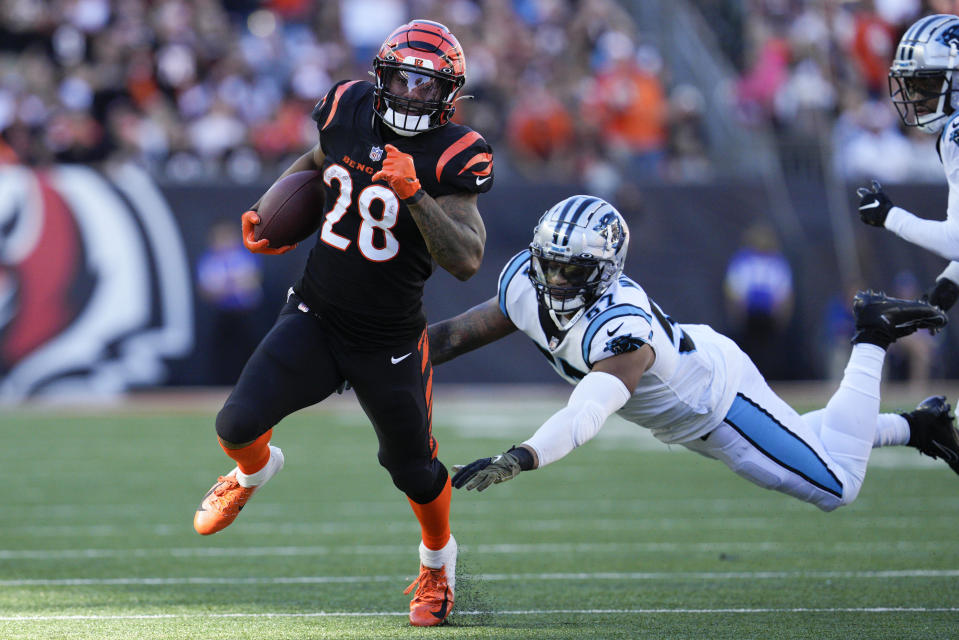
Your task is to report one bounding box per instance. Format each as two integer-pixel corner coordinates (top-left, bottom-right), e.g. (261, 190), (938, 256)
(523, 371), (631, 468)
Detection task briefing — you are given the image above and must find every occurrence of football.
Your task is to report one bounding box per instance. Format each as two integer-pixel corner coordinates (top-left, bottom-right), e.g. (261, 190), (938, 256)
(253, 170), (325, 247)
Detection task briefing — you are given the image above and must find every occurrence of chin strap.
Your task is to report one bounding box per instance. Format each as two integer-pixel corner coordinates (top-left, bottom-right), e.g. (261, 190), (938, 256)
(548, 306), (585, 331)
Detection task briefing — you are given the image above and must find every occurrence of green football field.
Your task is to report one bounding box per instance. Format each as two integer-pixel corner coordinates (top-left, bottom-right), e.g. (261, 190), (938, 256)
(2, 389), (958, 639)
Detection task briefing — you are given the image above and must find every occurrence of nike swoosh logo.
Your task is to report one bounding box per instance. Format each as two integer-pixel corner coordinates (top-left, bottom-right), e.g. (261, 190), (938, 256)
(860, 201), (881, 209)
(607, 322), (624, 336)
(197, 482), (222, 509)
(430, 586), (450, 620)
(391, 353), (412, 364)
(475, 175), (491, 186)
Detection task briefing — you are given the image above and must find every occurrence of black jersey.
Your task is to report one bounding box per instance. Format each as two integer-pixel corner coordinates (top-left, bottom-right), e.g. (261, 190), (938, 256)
(295, 80), (494, 348)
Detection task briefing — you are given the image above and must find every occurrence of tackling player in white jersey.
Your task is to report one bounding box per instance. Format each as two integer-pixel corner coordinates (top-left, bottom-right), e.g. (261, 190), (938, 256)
(428, 195), (959, 510)
(857, 14), (959, 311)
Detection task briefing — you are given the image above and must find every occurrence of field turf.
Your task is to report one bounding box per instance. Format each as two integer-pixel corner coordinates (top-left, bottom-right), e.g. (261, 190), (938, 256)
(1, 388), (957, 639)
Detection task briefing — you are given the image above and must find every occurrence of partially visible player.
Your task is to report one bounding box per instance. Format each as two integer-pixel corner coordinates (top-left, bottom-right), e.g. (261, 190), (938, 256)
(192, 20), (494, 626)
(427, 195), (958, 508)
(857, 14), (959, 311)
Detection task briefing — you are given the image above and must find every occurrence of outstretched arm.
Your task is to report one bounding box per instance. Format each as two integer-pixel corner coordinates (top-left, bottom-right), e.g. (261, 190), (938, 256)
(428, 297), (515, 365)
(858, 180), (959, 263)
(884, 207), (959, 262)
(452, 345), (653, 491)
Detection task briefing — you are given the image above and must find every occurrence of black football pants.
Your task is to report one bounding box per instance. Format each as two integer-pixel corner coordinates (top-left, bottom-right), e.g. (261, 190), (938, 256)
(215, 293), (446, 504)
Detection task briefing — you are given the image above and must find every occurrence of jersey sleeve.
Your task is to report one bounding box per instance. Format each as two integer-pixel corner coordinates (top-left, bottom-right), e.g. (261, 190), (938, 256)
(433, 129), (494, 194)
(883, 115), (959, 261)
(940, 117), (959, 225)
(581, 304), (654, 368)
(311, 80), (362, 133)
(497, 250), (531, 323)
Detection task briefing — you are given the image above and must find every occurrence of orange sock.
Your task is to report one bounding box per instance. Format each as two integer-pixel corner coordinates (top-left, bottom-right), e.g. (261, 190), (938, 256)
(408, 477), (451, 551)
(219, 429), (272, 474)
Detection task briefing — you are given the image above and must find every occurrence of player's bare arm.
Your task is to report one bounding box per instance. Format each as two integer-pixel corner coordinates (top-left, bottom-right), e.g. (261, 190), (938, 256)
(372, 143), (486, 280)
(408, 191), (486, 281)
(428, 296), (515, 365)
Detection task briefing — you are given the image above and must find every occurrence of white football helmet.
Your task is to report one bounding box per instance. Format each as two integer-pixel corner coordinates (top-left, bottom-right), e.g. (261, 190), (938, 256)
(528, 195), (629, 329)
(889, 14), (959, 134)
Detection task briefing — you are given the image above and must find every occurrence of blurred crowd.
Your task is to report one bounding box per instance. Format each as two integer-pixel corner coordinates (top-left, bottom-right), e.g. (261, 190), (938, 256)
(3, 0), (959, 188)
(0, 0), (710, 189)
(736, 0), (959, 182)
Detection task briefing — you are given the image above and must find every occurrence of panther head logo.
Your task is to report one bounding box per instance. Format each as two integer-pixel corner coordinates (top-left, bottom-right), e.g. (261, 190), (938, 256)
(0, 164), (193, 402)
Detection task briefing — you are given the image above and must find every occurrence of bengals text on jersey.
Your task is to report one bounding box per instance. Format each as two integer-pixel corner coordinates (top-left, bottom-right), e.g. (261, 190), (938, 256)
(295, 79), (494, 348)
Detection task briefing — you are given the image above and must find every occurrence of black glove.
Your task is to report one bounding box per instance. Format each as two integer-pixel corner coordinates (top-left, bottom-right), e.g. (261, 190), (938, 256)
(856, 180), (894, 227)
(926, 277), (959, 311)
(451, 450), (524, 492)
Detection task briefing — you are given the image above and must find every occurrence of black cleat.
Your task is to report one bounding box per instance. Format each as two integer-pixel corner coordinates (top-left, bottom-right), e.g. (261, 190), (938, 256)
(902, 395), (959, 476)
(851, 290), (947, 349)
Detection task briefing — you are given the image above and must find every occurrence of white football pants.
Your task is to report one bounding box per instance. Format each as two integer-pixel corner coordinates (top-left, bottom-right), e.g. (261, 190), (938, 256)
(682, 344), (885, 511)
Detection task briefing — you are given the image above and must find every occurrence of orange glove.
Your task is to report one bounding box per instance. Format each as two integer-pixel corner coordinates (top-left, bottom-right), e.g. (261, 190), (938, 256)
(241, 210), (297, 255)
(371, 144), (422, 201)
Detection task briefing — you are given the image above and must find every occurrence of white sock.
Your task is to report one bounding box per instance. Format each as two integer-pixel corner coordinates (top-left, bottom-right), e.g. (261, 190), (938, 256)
(420, 535), (456, 569)
(818, 343), (885, 505)
(236, 449), (274, 488)
(873, 413), (911, 448)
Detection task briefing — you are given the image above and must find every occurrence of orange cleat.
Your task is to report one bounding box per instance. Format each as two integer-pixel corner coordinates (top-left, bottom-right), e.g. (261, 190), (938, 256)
(404, 536), (457, 626)
(193, 446), (284, 535)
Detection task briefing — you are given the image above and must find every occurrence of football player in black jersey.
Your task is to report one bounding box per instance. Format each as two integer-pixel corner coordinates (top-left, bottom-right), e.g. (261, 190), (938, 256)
(192, 20), (492, 627)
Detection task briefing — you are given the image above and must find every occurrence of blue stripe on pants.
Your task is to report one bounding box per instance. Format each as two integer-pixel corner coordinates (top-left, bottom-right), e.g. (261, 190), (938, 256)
(724, 394), (843, 498)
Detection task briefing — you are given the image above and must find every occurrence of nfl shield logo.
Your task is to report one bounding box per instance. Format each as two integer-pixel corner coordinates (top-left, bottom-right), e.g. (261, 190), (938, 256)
(370, 146), (384, 162)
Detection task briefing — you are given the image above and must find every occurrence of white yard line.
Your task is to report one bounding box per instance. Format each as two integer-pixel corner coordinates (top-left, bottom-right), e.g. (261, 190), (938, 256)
(3, 512), (953, 538)
(2, 607), (958, 622)
(2, 540), (957, 560)
(2, 569), (959, 587)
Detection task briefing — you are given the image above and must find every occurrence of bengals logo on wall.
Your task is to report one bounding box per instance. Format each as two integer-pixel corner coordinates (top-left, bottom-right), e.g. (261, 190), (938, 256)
(0, 163), (193, 402)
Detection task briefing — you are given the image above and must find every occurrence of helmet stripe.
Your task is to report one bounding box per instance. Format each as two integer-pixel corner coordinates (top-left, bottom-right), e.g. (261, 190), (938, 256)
(552, 196), (583, 245)
(407, 39), (448, 53)
(561, 197), (604, 245)
(409, 26), (455, 44)
(907, 14), (940, 42)
(568, 196), (601, 226)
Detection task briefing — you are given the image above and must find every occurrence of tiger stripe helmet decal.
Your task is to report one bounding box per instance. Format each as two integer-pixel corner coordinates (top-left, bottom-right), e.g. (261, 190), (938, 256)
(372, 20), (467, 136)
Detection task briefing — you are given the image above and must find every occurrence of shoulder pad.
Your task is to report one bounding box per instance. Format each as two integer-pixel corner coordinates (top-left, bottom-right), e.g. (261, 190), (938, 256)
(498, 250), (531, 319)
(581, 304), (653, 366)
(433, 127), (494, 193)
(941, 112), (959, 147)
(311, 80), (367, 131)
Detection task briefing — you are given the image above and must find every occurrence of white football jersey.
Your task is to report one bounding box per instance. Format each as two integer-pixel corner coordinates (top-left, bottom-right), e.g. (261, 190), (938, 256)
(885, 111), (959, 264)
(498, 250), (748, 444)
(938, 112), (959, 227)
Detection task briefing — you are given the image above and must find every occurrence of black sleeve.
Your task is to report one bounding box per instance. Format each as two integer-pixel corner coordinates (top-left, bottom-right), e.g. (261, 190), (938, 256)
(435, 132), (494, 194)
(311, 85), (339, 126)
(311, 79), (362, 127)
